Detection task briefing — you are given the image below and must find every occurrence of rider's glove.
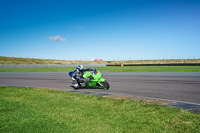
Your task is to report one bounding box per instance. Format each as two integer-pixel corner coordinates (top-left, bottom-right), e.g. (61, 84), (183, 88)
(86, 76), (94, 82)
(89, 76), (94, 80)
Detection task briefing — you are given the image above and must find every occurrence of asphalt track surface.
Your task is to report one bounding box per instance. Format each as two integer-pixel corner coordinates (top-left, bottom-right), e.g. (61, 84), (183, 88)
(0, 72), (200, 105)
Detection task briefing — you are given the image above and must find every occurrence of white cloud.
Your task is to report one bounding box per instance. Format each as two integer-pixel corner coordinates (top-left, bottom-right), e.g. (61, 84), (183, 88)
(75, 25), (84, 29)
(69, 25), (84, 29)
(48, 35), (65, 42)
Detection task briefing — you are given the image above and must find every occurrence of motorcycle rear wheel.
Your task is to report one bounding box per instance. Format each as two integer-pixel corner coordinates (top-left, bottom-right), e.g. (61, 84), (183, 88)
(100, 80), (110, 90)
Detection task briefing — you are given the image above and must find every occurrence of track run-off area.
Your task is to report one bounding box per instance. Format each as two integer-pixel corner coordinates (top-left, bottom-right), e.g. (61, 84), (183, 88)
(0, 72), (200, 105)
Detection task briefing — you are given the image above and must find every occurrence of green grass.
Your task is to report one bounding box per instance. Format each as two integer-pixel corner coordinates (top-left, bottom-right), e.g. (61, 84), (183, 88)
(0, 67), (74, 72)
(0, 66), (200, 72)
(97, 66), (200, 72)
(0, 86), (199, 133)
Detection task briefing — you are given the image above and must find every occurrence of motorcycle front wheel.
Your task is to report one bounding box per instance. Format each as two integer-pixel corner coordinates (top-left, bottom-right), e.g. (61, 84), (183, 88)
(100, 80), (110, 90)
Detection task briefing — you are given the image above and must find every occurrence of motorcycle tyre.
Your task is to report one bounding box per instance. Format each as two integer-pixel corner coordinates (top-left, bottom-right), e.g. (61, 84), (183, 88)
(100, 80), (110, 90)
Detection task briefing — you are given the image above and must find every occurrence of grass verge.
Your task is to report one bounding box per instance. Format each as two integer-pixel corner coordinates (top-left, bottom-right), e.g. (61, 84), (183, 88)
(0, 66), (200, 72)
(0, 86), (200, 133)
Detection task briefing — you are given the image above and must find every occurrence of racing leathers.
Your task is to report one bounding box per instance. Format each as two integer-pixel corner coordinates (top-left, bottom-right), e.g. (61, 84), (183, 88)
(72, 68), (93, 88)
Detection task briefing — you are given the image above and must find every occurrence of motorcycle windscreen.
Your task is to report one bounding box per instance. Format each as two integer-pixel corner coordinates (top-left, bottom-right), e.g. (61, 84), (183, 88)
(68, 71), (74, 77)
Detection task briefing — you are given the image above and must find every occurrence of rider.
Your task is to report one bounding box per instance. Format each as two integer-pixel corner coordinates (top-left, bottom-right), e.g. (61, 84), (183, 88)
(72, 65), (93, 88)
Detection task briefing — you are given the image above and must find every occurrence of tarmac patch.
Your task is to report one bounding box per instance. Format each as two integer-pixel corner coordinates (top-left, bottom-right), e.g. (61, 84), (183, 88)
(68, 90), (112, 97)
(170, 102), (200, 113)
(68, 90), (200, 113)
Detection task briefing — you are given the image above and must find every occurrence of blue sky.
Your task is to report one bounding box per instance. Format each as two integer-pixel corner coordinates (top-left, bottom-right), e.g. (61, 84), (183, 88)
(0, 0), (200, 61)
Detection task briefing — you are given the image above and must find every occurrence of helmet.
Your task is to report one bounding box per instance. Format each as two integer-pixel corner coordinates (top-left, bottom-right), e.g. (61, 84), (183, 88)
(78, 65), (85, 70)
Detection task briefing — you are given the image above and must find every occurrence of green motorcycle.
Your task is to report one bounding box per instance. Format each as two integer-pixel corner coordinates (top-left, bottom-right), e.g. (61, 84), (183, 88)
(69, 68), (110, 89)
